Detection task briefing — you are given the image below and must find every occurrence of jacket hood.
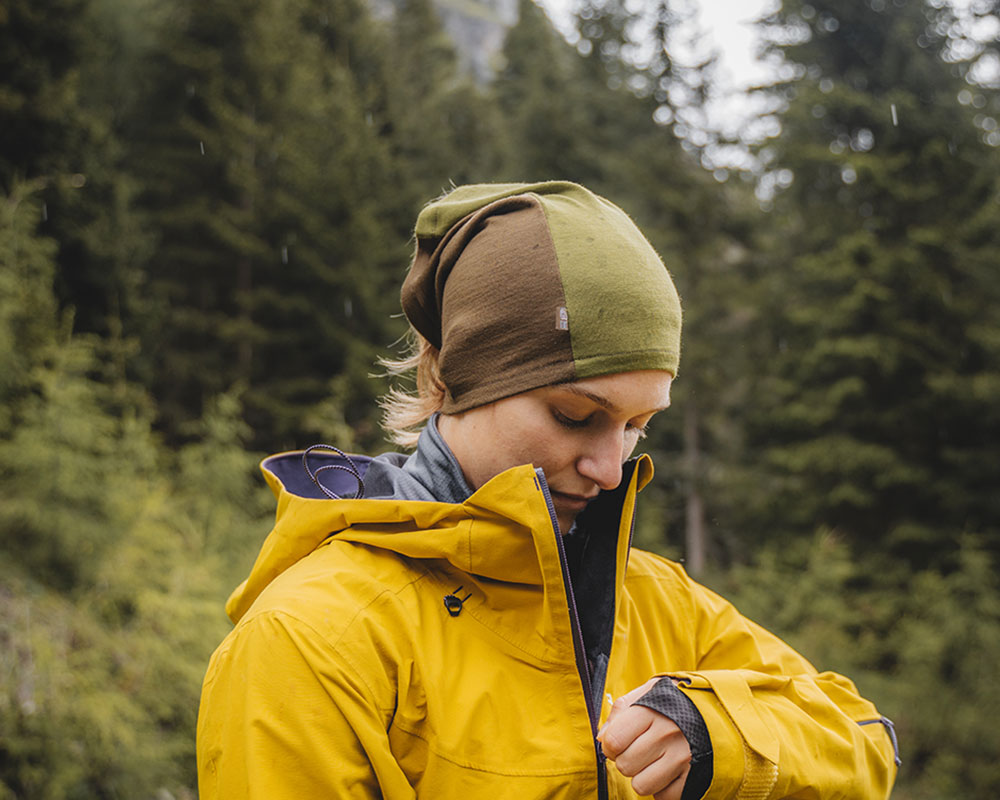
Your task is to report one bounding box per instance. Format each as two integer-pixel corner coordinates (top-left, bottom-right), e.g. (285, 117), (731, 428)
(225, 448), (654, 624)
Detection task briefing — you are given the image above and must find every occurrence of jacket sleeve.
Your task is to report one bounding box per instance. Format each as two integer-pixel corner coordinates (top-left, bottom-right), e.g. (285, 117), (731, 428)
(196, 609), (415, 800)
(658, 566), (898, 800)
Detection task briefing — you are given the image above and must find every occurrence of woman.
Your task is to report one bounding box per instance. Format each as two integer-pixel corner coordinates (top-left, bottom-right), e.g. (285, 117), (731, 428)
(197, 182), (899, 799)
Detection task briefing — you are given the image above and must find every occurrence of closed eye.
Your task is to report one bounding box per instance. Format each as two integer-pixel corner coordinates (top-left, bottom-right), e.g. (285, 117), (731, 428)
(552, 409), (590, 429)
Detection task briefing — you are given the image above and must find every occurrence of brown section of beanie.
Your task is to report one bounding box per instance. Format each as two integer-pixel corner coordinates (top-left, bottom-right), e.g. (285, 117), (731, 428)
(402, 195), (576, 413)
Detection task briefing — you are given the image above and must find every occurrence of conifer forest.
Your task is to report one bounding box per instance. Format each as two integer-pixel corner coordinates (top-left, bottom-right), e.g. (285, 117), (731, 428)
(2, 0), (1000, 796)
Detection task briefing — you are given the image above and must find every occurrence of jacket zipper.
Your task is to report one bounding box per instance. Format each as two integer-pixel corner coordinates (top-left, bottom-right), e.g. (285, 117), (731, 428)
(537, 472), (610, 800)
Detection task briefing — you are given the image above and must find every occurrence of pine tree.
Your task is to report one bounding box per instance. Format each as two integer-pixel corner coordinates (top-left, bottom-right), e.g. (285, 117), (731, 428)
(0, 0), (89, 192)
(0, 182), (270, 798)
(746, 0), (1000, 563)
(380, 0), (507, 202)
(495, 0), (594, 179)
(130, 0), (404, 449)
(0, 0), (159, 351)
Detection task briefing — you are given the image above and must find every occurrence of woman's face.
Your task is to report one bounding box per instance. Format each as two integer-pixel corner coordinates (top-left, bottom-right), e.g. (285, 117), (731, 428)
(437, 370), (673, 534)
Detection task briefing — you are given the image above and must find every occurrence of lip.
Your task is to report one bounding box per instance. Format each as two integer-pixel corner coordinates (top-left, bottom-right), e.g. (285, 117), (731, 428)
(550, 490), (599, 509)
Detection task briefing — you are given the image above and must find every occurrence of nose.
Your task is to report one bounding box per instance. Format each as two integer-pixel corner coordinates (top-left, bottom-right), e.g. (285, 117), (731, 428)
(576, 432), (625, 491)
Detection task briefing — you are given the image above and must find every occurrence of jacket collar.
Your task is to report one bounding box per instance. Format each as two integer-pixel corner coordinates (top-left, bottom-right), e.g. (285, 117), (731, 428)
(228, 444), (653, 624)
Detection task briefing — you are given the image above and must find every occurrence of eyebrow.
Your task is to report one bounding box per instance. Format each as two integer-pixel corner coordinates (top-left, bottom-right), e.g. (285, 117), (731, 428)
(557, 384), (672, 414)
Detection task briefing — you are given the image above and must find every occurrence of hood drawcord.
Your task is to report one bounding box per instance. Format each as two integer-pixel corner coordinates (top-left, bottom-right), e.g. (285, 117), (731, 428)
(443, 586), (472, 617)
(302, 444), (366, 500)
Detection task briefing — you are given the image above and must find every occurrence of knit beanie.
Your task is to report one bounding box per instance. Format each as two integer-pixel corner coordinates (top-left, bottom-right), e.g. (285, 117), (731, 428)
(401, 181), (682, 413)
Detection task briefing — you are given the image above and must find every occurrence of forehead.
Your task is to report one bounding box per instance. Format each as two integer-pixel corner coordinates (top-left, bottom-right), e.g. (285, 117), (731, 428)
(545, 370), (673, 414)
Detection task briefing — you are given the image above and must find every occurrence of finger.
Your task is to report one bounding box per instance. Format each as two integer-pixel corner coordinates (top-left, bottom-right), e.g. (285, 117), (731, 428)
(644, 761), (690, 800)
(612, 718), (687, 779)
(600, 702), (686, 763)
(598, 678), (659, 740)
(599, 705), (655, 759)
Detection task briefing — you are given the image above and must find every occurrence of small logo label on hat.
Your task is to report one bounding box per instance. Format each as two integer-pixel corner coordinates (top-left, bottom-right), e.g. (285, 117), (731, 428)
(556, 306), (569, 331)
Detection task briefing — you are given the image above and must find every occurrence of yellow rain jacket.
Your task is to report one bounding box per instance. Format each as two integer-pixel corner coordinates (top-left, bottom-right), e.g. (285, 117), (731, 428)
(197, 451), (898, 799)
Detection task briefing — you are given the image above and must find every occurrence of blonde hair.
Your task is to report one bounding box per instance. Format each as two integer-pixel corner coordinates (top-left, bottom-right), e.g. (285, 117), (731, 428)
(378, 330), (447, 449)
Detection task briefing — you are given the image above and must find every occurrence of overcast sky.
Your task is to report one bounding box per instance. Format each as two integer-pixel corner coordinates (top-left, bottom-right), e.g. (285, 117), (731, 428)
(538, 0), (779, 155)
(540, 0), (775, 88)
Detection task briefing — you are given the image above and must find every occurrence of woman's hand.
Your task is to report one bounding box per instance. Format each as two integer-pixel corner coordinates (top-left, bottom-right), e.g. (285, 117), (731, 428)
(597, 678), (692, 800)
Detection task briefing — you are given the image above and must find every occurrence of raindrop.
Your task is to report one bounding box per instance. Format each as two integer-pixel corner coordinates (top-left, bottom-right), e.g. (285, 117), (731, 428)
(871, 0), (886, 9)
(820, 15), (840, 32)
(841, 165), (858, 184)
(853, 128), (875, 152)
(987, 131), (1000, 147)
(812, 104), (827, 118)
(713, 168), (729, 183)
(830, 140), (846, 154)
(777, 168), (795, 188)
(972, 94), (987, 109)
(820, 78), (835, 93)
(281, 246), (288, 264)
(958, 89), (973, 105)
(70, 173), (86, 188)
(891, 104), (898, 126)
(653, 105), (673, 125)
(801, 5), (816, 19)
(200, 141), (205, 155)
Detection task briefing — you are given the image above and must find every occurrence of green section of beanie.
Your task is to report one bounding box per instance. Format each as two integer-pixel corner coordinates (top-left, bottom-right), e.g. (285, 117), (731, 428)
(414, 183), (548, 239)
(537, 185), (682, 377)
(403, 181), (682, 412)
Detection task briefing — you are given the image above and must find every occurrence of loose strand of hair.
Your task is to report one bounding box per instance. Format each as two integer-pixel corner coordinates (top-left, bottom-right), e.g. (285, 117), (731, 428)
(377, 332), (446, 449)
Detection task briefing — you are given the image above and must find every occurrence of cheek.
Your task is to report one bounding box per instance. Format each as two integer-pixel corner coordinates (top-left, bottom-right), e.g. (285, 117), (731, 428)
(533, 429), (583, 476)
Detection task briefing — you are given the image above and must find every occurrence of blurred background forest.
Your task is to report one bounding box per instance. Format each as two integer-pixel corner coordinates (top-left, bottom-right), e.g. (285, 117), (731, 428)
(2, 0), (1000, 796)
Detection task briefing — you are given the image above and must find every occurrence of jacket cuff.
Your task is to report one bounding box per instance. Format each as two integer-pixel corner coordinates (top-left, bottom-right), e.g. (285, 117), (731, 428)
(671, 673), (780, 800)
(633, 677), (713, 800)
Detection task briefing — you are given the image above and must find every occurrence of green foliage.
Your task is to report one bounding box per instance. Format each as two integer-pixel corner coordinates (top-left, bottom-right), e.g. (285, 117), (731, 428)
(745, 0), (1000, 563)
(123, 0), (407, 449)
(0, 187), (60, 428)
(0, 184), (269, 797)
(0, 0), (90, 191)
(2, 0), (999, 795)
(496, 0), (595, 179)
(713, 533), (1000, 798)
